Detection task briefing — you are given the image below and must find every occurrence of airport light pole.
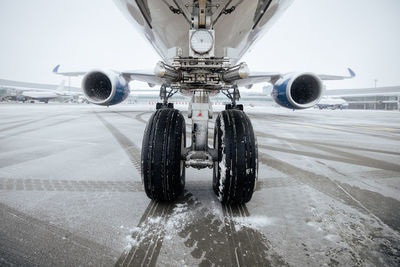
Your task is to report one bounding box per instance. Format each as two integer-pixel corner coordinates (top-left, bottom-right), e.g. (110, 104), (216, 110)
(374, 79), (378, 88)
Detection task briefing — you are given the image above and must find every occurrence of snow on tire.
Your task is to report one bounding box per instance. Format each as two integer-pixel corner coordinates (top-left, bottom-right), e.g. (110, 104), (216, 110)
(141, 108), (186, 201)
(213, 109), (258, 204)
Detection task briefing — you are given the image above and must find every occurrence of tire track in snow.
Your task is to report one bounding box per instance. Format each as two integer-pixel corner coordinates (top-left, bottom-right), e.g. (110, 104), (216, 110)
(249, 113), (400, 142)
(255, 130), (400, 172)
(135, 112), (150, 124)
(0, 202), (118, 266)
(115, 194), (196, 267)
(0, 111), (80, 134)
(116, 201), (173, 267)
(0, 178), (286, 193)
(257, 151), (400, 232)
(111, 110), (151, 125)
(222, 204), (288, 267)
(96, 113), (141, 173)
(0, 178), (144, 192)
(98, 111), (176, 266)
(256, 131), (400, 156)
(0, 117), (78, 140)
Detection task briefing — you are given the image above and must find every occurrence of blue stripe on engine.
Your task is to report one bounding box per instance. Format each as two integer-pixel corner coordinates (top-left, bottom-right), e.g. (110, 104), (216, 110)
(271, 78), (296, 109)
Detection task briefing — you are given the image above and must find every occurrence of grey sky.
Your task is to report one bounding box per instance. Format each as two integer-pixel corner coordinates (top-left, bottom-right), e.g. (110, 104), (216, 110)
(0, 0), (399, 90)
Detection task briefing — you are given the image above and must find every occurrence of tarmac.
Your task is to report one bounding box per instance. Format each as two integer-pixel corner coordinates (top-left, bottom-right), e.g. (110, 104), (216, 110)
(0, 103), (399, 266)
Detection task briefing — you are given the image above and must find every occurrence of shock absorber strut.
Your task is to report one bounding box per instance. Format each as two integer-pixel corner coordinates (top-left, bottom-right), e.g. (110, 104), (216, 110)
(184, 89), (216, 169)
(190, 90), (211, 151)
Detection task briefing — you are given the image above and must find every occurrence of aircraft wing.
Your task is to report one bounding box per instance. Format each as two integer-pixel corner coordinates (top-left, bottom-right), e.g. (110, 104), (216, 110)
(234, 68), (356, 88)
(317, 68), (356, 81)
(53, 64), (355, 88)
(121, 70), (165, 85)
(53, 65), (165, 85)
(52, 65), (85, 77)
(235, 72), (282, 87)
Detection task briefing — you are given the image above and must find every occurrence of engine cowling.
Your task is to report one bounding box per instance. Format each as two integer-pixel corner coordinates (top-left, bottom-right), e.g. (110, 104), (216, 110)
(272, 73), (323, 109)
(82, 70), (130, 106)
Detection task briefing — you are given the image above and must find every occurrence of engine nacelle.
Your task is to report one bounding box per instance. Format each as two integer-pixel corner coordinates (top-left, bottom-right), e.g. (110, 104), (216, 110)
(82, 70), (130, 106)
(272, 73), (323, 109)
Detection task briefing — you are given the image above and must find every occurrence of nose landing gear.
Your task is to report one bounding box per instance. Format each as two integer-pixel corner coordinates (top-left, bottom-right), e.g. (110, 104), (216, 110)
(141, 85), (257, 204)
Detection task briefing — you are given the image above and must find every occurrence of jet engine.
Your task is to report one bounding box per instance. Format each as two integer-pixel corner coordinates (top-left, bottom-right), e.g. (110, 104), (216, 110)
(271, 73), (323, 109)
(82, 70), (130, 106)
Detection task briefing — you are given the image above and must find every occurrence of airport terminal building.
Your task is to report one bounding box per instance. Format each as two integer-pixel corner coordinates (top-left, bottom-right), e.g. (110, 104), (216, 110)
(326, 86), (400, 111)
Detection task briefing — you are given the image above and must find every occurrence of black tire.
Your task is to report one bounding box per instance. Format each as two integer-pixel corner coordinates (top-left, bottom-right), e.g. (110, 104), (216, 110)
(156, 103), (163, 110)
(225, 104), (243, 111)
(213, 109), (258, 204)
(141, 108), (186, 201)
(235, 104), (244, 111)
(156, 102), (174, 109)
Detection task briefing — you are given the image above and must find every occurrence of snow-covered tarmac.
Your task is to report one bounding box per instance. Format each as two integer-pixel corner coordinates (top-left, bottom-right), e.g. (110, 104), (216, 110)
(0, 103), (399, 266)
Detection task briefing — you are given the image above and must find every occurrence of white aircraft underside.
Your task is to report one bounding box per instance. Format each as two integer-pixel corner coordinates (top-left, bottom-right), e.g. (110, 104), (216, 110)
(114, 0), (294, 64)
(53, 0), (355, 204)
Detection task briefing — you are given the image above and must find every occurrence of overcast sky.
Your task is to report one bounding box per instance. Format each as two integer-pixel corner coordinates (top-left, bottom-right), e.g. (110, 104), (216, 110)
(0, 0), (399, 90)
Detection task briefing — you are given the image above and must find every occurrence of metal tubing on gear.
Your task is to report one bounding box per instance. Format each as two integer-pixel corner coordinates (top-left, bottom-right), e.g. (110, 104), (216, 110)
(191, 90), (211, 151)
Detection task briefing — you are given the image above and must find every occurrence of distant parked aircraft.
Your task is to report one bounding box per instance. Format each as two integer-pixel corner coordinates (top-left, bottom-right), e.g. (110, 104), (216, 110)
(0, 80), (82, 103)
(316, 96), (348, 110)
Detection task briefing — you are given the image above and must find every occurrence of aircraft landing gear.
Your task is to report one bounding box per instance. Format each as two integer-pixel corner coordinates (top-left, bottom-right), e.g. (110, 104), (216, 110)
(141, 84), (257, 204)
(213, 108), (258, 204)
(212, 86), (258, 204)
(141, 108), (186, 201)
(141, 85), (185, 201)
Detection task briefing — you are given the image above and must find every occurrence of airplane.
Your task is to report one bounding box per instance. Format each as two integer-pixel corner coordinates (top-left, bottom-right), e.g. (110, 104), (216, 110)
(21, 91), (60, 103)
(1, 80), (81, 103)
(21, 81), (66, 103)
(53, 0), (355, 204)
(316, 96), (348, 110)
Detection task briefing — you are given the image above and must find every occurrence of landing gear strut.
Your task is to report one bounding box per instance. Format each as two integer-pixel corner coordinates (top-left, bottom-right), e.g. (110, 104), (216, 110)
(221, 85), (243, 111)
(156, 84), (177, 109)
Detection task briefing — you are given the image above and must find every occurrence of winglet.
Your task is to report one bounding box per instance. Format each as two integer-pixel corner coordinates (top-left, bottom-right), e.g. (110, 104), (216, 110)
(347, 68), (356, 78)
(318, 68), (356, 81)
(52, 64), (60, 73)
(50, 65), (85, 77)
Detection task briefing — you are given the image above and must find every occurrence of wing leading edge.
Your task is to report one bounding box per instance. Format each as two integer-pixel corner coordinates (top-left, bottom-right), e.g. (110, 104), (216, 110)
(53, 65), (166, 86)
(53, 64), (355, 89)
(235, 68), (356, 88)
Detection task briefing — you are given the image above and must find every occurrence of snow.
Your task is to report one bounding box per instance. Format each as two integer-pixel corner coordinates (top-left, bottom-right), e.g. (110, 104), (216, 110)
(217, 115), (226, 201)
(165, 202), (190, 235)
(125, 235), (139, 250)
(324, 234), (341, 243)
(231, 215), (276, 230)
(1, 104), (399, 266)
